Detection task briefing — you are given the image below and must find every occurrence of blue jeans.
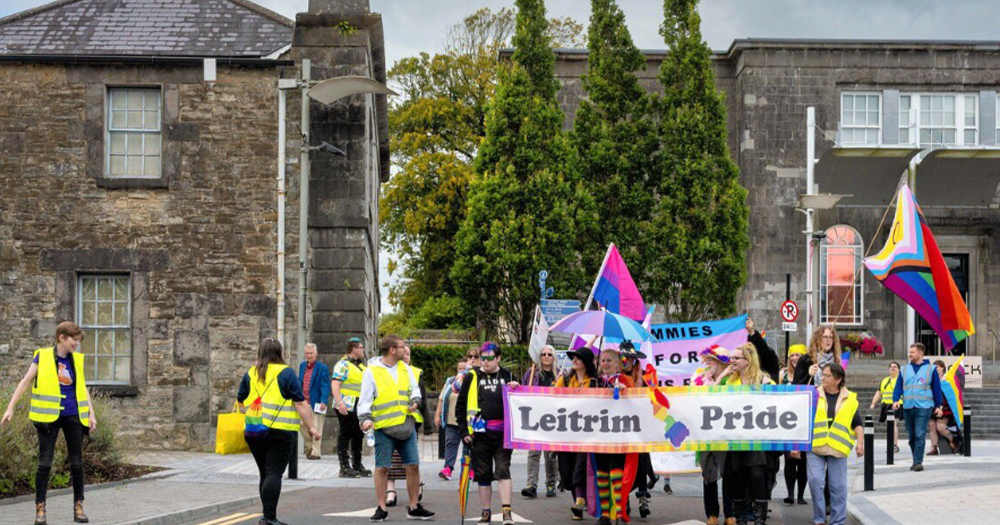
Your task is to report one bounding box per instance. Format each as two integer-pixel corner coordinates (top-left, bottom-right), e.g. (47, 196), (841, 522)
(374, 428), (418, 468)
(806, 453), (847, 525)
(904, 407), (932, 465)
(443, 424), (463, 470)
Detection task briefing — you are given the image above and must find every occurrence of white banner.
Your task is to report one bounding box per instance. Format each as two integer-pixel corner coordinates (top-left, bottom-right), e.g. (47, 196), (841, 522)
(503, 385), (817, 453)
(938, 356), (982, 389)
(528, 306), (549, 365)
(650, 452), (699, 474)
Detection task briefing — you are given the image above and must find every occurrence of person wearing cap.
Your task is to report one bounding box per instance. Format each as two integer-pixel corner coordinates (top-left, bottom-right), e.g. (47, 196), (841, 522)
(692, 345), (734, 525)
(520, 345), (560, 499)
(298, 343), (331, 461)
(331, 337), (370, 478)
(620, 342), (657, 519)
(781, 345), (809, 507)
(455, 342), (520, 525)
(556, 346), (598, 521)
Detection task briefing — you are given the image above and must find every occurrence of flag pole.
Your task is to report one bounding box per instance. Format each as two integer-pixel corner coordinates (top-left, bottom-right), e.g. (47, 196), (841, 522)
(584, 244), (614, 312)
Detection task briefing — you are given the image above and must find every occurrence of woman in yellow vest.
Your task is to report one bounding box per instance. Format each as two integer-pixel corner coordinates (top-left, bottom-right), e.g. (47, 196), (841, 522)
(3, 322), (96, 525)
(869, 361), (901, 453)
(236, 338), (321, 525)
(799, 363), (864, 525)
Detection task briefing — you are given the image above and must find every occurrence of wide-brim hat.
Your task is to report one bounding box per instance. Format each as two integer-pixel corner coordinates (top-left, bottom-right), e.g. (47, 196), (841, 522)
(617, 341), (647, 360)
(566, 347), (598, 378)
(699, 345), (730, 364)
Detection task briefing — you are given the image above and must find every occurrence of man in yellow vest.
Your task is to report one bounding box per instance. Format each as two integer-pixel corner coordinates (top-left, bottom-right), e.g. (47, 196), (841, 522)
(332, 337), (369, 477)
(799, 363), (864, 525)
(358, 335), (435, 521)
(870, 361), (902, 453)
(2, 322), (96, 525)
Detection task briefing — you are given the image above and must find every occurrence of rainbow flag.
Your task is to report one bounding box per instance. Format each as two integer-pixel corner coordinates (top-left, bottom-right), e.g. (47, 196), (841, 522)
(863, 185), (975, 351)
(942, 358), (965, 431)
(589, 244), (646, 321)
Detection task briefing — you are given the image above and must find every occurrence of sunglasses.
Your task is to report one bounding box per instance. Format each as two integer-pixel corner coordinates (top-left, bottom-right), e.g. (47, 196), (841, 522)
(482, 355), (498, 362)
(541, 353), (554, 357)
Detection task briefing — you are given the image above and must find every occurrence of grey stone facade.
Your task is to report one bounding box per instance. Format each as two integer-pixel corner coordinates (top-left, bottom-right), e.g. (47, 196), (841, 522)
(0, 0), (386, 451)
(552, 41), (1000, 359)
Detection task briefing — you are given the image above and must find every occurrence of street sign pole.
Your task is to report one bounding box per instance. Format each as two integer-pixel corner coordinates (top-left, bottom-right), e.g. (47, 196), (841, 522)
(785, 274), (791, 363)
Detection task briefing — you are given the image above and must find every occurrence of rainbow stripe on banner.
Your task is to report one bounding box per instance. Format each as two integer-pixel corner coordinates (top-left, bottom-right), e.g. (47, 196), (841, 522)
(863, 184), (975, 351)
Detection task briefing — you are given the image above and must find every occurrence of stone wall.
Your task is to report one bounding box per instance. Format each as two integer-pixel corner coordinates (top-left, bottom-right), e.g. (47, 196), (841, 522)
(552, 42), (1000, 359)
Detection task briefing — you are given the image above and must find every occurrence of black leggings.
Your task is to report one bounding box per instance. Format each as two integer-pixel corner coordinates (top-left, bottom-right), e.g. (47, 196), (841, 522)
(247, 429), (296, 521)
(703, 479), (734, 519)
(35, 416), (86, 504)
(632, 453), (655, 497)
(783, 452), (807, 500)
(724, 465), (769, 502)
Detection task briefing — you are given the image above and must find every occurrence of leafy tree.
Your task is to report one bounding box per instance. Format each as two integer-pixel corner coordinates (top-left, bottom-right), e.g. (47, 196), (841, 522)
(645, 0), (749, 321)
(452, 0), (598, 343)
(571, 0), (657, 286)
(381, 8), (584, 318)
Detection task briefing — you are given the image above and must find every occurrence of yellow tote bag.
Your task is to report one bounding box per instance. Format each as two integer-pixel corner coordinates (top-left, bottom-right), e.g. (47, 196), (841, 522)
(215, 403), (250, 455)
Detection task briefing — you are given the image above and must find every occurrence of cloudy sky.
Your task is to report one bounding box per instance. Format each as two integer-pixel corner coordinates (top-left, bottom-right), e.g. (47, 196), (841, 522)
(4, 0), (1000, 312)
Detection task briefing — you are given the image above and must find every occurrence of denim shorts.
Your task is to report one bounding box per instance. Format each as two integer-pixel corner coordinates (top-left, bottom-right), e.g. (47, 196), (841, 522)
(374, 428), (419, 468)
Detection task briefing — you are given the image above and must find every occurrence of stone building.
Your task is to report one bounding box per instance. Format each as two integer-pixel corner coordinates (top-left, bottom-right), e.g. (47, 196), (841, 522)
(551, 40), (1000, 359)
(0, 0), (387, 451)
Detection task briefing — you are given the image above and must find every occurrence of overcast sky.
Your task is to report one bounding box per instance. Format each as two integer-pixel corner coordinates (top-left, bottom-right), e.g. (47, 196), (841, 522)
(5, 0), (1000, 313)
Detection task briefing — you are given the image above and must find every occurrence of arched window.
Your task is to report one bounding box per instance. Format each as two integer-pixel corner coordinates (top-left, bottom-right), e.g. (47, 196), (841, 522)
(820, 226), (864, 325)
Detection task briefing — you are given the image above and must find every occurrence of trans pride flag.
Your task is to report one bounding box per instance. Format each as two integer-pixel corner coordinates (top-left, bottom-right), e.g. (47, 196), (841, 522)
(863, 185), (974, 351)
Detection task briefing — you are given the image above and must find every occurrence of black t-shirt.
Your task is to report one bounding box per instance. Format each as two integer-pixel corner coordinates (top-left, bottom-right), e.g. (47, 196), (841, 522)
(455, 366), (513, 437)
(825, 391), (862, 430)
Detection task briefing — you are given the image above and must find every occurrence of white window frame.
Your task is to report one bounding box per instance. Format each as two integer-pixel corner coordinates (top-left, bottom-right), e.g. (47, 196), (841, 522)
(77, 274), (132, 385)
(106, 87), (162, 178)
(819, 225), (864, 326)
(898, 92), (978, 147)
(840, 92), (882, 146)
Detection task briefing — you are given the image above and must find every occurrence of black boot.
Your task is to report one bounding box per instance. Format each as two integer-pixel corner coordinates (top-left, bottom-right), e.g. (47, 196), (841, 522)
(753, 500), (768, 525)
(733, 500), (748, 525)
(339, 450), (359, 478)
(353, 449), (372, 477)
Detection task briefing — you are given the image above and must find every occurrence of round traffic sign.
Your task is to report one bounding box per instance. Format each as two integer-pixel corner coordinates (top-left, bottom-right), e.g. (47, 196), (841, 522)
(780, 300), (799, 322)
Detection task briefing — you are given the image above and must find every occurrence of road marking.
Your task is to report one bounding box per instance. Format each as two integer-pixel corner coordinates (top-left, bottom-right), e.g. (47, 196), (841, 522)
(661, 521), (704, 525)
(204, 513), (262, 525)
(194, 514), (247, 525)
(324, 508), (380, 517)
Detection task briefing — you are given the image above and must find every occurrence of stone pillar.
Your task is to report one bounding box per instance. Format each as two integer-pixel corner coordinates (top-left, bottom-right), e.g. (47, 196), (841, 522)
(291, 0), (387, 454)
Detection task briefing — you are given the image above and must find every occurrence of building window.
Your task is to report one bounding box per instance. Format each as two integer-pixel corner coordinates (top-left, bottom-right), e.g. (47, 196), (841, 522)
(898, 93), (978, 147)
(840, 93), (881, 145)
(78, 275), (132, 384)
(107, 88), (161, 178)
(820, 226), (863, 325)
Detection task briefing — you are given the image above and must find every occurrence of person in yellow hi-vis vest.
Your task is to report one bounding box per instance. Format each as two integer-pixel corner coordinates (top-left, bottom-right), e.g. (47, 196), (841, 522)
(3, 322), (96, 525)
(358, 335), (435, 522)
(332, 337), (369, 478)
(795, 363), (864, 525)
(870, 361), (902, 453)
(236, 338), (321, 525)
(384, 345), (430, 506)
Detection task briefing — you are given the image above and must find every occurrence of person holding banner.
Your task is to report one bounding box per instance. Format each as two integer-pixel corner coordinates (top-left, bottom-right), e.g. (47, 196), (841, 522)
(456, 342), (519, 525)
(745, 319), (780, 383)
(691, 345), (735, 525)
(521, 346), (560, 499)
(620, 342), (655, 519)
(781, 345), (809, 506)
(797, 363), (863, 525)
(592, 348), (636, 525)
(721, 343), (775, 525)
(555, 347), (599, 521)
(794, 326), (842, 387)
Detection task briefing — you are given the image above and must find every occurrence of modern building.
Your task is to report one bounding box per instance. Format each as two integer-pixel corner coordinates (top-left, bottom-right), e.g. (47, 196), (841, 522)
(0, 0), (388, 451)
(552, 40), (1000, 359)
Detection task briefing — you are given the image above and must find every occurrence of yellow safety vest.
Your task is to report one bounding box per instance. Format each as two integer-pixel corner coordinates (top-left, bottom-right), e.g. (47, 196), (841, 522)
(464, 369), (480, 435)
(880, 376), (896, 405)
(410, 366), (424, 424)
(30, 347), (90, 427)
(336, 357), (366, 407)
(812, 389), (859, 458)
(247, 364), (300, 432)
(371, 362), (412, 430)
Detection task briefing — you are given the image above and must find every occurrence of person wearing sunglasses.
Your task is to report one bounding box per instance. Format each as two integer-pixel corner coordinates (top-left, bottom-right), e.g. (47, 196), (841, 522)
(455, 342), (519, 525)
(520, 346), (560, 499)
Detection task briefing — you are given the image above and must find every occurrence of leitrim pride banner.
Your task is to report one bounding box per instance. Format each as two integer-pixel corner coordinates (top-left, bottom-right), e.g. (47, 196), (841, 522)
(642, 314), (748, 386)
(503, 385), (817, 453)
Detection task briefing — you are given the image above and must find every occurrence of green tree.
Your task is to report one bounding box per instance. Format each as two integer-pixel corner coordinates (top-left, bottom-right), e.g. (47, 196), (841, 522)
(380, 8), (584, 318)
(571, 0), (657, 285)
(452, 0), (598, 342)
(646, 0), (750, 321)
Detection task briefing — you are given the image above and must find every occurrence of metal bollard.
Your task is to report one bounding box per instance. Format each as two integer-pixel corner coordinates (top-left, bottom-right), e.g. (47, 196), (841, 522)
(864, 414), (874, 492)
(886, 410), (894, 465)
(964, 408), (972, 457)
(438, 426), (446, 459)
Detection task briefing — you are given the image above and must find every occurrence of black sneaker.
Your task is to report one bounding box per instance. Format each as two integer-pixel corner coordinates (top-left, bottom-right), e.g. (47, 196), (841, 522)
(407, 504), (435, 520)
(370, 506), (388, 522)
(546, 484), (557, 498)
(478, 509), (492, 524)
(521, 485), (537, 498)
(571, 504), (583, 521)
(340, 466), (361, 478)
(663, 482), (672, 495)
